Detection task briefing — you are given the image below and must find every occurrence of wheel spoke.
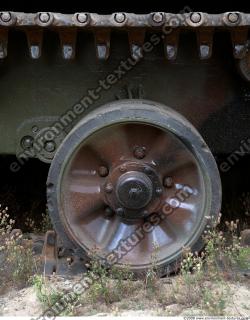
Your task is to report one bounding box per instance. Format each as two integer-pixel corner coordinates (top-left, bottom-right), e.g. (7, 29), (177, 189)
(97, 216), (121, 249)
(69, 145), (107, 172)
(63, 175), (104, 224)
(86, 125), (131, 166)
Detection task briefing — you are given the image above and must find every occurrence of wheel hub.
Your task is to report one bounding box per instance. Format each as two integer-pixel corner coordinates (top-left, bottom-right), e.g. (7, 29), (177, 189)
(116, 171), (153, 209)
(104, 161), (163, 219)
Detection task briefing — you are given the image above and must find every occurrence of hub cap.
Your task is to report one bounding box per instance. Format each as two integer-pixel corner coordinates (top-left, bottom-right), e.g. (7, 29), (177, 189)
(116, 171), (153, 210)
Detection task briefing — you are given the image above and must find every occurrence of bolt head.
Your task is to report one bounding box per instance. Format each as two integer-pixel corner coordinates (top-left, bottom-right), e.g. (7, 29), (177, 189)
(228, 12), (239, 24)
(105, 183), (113, 193)
(44, 141), (56, 153)
(116, 207), (124, 216)
(76, 13), (88, 24)
(119, 165), (127, 173)
(114, 13), (126, 23)
(1, 12), (11, 23)
(21, 136), (34, 149)
(104, 206), (113, 217)
(98, 166), (109, 177)
(39, 12), (50, 23)
(163, 176), (173, 188)
(133, 146), (146, 159)
(152, 12), (164, 23)
(142, 210), (148, 216)
(144, 167), (152, 174)
(190, 12), (201, 23)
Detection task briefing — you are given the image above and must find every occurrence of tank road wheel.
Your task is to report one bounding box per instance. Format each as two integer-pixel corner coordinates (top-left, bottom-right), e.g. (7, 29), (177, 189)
(47, 100), (221, 276)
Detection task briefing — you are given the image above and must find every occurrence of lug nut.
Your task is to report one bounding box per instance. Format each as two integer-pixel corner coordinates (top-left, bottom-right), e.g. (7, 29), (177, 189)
(144, 167), (151, 174)
(105, 183), (113, 193)
(114, 13), (126, 23)
(76, 13), (88, 24)
(155, 187), (163, 196)
(0, 12), (11, 23)
(190, 12), (201, 24)
(39, 12), (50, 23)
(116, 207), (124, 216)
(21, 136), (34, 149)
(44, 141), (56, 153)
(163, 176), (173, 188)
(133, 146), (146, 159)
(119, 165), (127, 173)
(152, 12), (164, 24)
(98, 166), (109, 177)
(228, 12), (239, 24)
(104, 206), (113, 217)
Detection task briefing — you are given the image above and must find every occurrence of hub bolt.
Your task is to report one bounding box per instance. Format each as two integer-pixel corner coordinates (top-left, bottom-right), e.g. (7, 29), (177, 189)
(142, 210), (148, 216)
(119, 165), (127, 173)
(44, 141), (56, 153)
(105, 183), (113, 193)
(76, 13), (88, 24)
(39, 12), (50, 23)
(98, 166), (109, 177)
(0, 12), (11, 23)
(228, 12), (239, 24)
(114, 13), (126, 23)
(116, 207), (124, 216)
(190, 12), (201, 24)
(104, 206), (113, 217)
(152, 12), (164, 23)
(163, 176), (173, 188)
(133, 146), (146, 159)
(144, 167), (151, 174)
(155, 187), (163, 196)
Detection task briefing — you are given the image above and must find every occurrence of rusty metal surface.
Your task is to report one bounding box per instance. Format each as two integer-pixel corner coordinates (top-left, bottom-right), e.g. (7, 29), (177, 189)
(61, 122), (205, 267)
(0, 11), (250, 60)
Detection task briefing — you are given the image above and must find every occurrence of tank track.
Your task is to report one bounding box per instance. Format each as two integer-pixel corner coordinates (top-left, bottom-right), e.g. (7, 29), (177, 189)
(0, 11), (249, 60)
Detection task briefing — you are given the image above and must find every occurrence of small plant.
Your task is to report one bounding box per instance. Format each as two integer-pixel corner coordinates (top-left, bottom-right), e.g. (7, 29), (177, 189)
(144, 243), (160, 293)
(32, 274), (77, 315)
(25, 211), (53, 233)
(86, 250), (112, 304)
(0, 206), (37, 289)
(110, 264), (134, 301)
(239, 192), (250, 217)
(32, 275), (63, 307)
(202, 286), (227, 316)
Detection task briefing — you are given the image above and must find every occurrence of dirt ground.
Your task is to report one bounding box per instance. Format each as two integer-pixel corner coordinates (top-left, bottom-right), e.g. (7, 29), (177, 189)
(0, 276), (249, 317)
